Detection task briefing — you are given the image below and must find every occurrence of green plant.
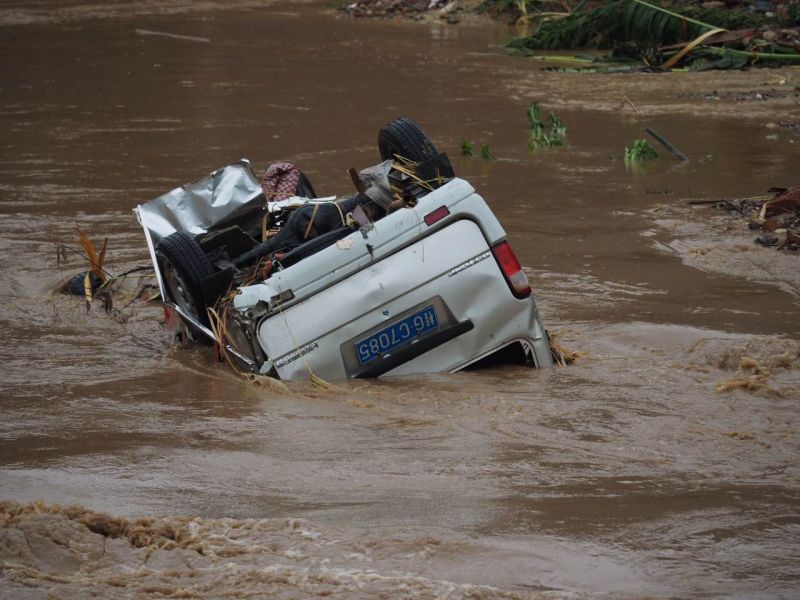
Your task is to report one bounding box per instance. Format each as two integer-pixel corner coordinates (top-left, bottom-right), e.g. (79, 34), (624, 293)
(480, 144), (495, 160)
(624, 139), (658, 162)
(527, 102), (567, 149)
(548, 112), (567, 144)
(461, 141), (475, 156)
(787, 4), (800, 26)
(509, 0), (722, 53)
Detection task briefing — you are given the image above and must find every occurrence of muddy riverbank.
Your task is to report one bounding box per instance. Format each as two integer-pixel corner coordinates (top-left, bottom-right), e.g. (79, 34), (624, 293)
(1, 1), (798, 598)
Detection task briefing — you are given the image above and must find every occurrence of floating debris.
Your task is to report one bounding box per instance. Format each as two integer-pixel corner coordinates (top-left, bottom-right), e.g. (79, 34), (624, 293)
(58, 227), (156, 318)
(547, 330), (585, 366)
(339, 0), (457, 21)
(507, 0), (800, 70)
(135, 28), (210, 43)
(691, 185), (800, 251)
(646, 127), (689, 161)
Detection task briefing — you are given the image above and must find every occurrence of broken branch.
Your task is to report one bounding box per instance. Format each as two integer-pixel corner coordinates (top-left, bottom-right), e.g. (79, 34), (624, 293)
(646, 128), (688, 162)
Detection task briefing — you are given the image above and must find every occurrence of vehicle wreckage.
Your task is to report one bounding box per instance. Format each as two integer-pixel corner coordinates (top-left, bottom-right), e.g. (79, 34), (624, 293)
(135, 118), (553, 380)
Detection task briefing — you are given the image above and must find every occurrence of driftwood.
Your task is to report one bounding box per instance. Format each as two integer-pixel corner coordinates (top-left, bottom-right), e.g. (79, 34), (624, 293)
(646, 127), (688, 161)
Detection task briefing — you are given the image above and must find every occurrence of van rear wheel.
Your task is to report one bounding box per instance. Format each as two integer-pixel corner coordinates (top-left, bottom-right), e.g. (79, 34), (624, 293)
(156, 232), (214, 326)
(378, 117), (439, 163)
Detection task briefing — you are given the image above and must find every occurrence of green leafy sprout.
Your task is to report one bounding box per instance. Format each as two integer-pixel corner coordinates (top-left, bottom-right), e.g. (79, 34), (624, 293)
(527, 102), (567, 149)
(624, 139), (659, 162)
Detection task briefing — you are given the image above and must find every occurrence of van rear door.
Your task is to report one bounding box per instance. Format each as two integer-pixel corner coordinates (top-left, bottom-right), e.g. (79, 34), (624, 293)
(259, 219), (526, 380)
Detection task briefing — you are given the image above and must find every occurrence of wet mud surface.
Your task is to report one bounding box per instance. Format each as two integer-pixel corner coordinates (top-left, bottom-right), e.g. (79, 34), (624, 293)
(1, 1), (799, 598)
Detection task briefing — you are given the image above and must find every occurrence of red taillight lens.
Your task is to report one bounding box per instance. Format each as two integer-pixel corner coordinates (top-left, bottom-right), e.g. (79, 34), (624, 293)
(424, 206), (450, 226)
(491, 241), (531, 298)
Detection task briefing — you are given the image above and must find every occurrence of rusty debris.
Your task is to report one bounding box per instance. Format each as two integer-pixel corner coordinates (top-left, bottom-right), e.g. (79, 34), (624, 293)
(692, 184), (800, 251)
(753, 185), (800, 248)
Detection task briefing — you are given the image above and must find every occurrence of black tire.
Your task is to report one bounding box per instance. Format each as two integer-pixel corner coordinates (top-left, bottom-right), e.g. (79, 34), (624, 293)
(378, 117), (438, 163)
(156, 232), (215, 326)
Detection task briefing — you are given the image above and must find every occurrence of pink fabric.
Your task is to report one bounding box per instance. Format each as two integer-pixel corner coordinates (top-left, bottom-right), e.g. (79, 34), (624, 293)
(261, 162), (300, 200)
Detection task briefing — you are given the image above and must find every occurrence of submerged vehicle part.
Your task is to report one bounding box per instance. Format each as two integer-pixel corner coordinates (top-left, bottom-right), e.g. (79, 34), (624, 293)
(135, 118), (553, 380)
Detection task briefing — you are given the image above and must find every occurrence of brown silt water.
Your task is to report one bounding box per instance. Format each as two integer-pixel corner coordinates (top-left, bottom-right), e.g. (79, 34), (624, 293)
(1, 2), (799, 598)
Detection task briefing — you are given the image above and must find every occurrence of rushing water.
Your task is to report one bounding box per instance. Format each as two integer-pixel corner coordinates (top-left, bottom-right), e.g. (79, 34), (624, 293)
(1, 1), (799, 598)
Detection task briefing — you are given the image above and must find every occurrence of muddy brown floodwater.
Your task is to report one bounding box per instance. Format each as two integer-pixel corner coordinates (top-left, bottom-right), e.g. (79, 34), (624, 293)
(1, 1), (799, 598)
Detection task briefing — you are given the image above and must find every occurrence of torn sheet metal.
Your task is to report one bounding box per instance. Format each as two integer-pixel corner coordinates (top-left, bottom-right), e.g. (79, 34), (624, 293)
(134, 160), (262, 246)
(133, 160), (262, 315)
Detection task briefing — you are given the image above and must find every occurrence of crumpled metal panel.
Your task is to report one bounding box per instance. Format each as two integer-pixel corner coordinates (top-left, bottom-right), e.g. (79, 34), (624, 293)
(133, 160), (263, 355)
(135, 160), (262, 246)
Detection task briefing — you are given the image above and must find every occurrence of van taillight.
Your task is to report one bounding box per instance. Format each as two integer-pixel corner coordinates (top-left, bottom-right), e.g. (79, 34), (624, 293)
(491, 241), (531, 298)
(424, 206), (450, 226)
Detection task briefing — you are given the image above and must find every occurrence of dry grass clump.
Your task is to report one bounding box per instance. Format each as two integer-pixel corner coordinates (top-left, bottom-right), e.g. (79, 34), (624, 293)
(548, 330), (586, 365)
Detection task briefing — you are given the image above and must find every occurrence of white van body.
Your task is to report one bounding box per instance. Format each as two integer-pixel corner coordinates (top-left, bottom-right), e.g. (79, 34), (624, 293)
(136, 161), (552, 380)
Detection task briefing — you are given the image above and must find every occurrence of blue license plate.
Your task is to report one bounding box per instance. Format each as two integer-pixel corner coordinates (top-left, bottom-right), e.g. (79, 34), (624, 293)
(355, 305), (439, 365)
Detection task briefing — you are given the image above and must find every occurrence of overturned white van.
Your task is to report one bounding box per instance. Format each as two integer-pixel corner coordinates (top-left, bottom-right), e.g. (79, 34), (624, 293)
(135, 118), (553, 380)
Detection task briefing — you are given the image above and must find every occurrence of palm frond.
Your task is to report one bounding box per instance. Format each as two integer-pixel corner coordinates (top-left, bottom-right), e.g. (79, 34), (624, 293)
(74, 227), (108, 282)
(509, 0), (721, 52)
